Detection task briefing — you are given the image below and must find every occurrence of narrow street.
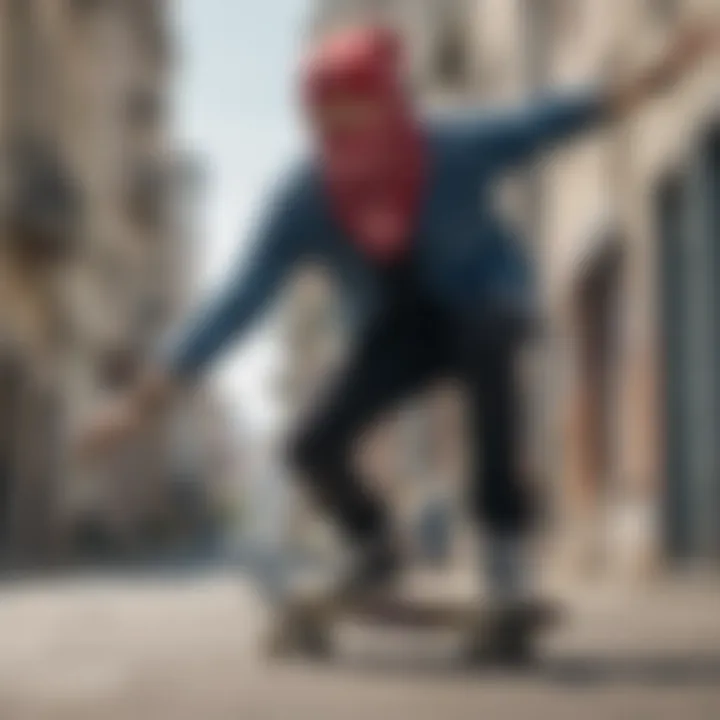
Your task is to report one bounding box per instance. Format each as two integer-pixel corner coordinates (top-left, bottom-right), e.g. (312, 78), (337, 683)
(0, 571), (718, 719)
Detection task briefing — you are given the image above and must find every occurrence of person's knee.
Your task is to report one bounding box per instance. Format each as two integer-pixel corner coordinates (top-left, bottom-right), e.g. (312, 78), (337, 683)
(286, 423), (342, 478)
(286, 426), (317, 475)
(474, 479), (536, 535)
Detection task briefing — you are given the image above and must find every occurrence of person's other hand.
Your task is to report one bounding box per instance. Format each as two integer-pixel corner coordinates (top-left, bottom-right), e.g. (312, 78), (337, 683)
(75, 368), (175, 463)
(75, 395), (144, 463)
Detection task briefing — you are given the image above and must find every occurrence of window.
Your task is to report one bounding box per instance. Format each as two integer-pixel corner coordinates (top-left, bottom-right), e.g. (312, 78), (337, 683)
(5, 137), (81, 260)
(124, 161), (167, 230)
(127, 0), (172, 65)
(69, 0), (106, 13)
(125, 88), (164, 130)
(647, 0), (680, 24)
(432, 9), (470, 89)
(7, 0), (36, 124)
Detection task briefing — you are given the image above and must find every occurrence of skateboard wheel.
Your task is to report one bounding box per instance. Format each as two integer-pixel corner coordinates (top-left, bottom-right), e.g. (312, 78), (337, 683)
(294, 621), (332, 658)
(463, 604), (540, 668)
(464, 629), (536, 668)
(265, 616), (332, 659)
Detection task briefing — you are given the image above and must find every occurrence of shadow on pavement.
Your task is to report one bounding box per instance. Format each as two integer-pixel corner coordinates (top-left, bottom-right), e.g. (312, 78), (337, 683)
(541, 654), (720, 687)
(287, 651), (720, 688)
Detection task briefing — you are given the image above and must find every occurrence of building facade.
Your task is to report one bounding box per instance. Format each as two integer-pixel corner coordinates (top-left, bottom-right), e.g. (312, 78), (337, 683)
(0, 0), (221, 564)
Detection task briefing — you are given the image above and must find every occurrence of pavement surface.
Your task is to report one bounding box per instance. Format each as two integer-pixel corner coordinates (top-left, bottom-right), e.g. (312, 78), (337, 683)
(0, 570), (718, 719)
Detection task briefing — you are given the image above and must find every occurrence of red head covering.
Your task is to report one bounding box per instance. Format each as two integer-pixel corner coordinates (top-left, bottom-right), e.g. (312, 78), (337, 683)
(301, 26), (426, 264)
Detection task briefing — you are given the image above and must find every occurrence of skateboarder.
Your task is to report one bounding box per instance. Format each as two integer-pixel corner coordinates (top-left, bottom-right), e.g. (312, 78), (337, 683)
(81, 21), (718, 607)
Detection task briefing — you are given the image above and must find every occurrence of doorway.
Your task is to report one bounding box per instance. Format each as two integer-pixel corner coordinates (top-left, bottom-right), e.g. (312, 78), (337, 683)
(657, 121), (720, 562)
(657, 173), (690, 560)
(574, 238), (624, 507)
(0, 354), (23, 550)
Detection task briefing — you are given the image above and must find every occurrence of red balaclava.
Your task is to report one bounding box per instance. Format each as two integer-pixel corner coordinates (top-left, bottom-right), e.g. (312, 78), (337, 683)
(302, 25), (426, 264)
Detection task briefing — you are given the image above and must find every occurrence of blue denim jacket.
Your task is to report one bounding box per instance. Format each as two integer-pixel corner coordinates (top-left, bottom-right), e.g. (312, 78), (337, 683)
(167, 88), (606, 376)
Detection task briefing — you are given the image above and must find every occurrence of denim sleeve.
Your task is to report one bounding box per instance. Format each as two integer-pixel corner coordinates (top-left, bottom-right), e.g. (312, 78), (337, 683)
(161, 176), (306, 378)
(454, 87), (607, 170)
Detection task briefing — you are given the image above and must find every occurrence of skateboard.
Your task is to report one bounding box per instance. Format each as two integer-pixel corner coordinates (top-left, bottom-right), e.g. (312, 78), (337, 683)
(264, 591), (565, 664)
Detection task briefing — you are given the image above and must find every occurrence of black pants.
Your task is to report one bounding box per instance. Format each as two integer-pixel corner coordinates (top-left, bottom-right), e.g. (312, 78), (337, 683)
(289, 281), (532, 545)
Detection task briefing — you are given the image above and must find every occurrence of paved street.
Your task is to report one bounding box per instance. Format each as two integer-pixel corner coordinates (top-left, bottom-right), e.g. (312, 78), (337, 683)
(0, 571), (718, 719)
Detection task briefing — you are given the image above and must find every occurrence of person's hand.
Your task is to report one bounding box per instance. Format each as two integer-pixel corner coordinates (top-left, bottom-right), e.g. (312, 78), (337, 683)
(660, 22), (720, 86)
(75, 367), (176, 463)
(611, 19), (720, 116)
(76, 395), (144, 462)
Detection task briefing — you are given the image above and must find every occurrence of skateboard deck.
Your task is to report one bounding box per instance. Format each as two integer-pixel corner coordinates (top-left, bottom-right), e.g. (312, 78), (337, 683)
(265, 592), (565, 662)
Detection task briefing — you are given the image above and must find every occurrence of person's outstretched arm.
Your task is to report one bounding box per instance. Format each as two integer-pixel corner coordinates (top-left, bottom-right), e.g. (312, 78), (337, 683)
(460, 22), (719, 170)
(164, 183), (303, 378)
(78, 171), (307, 458)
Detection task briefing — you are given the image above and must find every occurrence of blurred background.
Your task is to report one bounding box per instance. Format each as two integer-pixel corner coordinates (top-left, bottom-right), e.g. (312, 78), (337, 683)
(0, 1), (718, 717)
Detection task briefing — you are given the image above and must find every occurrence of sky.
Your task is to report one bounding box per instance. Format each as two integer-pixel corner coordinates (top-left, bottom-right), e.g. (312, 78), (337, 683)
(173, 0), (310, 436)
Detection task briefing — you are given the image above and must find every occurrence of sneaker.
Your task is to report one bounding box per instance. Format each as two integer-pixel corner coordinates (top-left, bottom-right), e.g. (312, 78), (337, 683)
(335, 535), (402, 601)
(464, 601), (530, 666)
